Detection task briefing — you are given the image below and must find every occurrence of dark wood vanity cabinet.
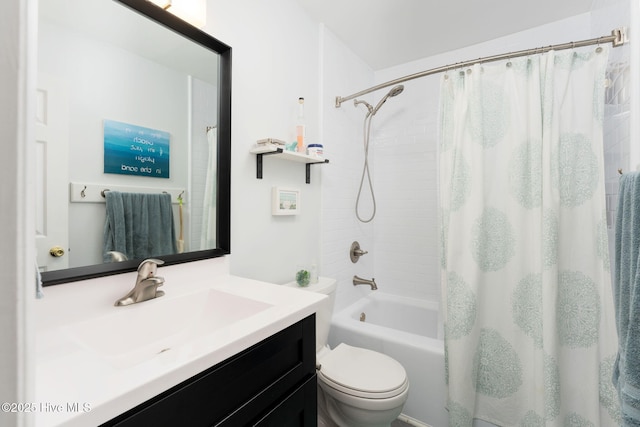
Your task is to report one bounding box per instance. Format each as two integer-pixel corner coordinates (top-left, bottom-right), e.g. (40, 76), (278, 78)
(101, 315), (317, 427)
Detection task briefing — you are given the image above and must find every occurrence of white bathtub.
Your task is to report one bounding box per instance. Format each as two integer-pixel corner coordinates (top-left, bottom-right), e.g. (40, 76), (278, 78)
(328, 292), (448, 427)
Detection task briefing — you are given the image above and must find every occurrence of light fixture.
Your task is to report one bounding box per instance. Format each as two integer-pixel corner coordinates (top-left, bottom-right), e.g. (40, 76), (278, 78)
(147, 0), (206, 28)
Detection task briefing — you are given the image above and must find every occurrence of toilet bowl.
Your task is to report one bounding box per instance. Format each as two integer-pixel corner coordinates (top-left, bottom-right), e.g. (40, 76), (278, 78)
(317, 343), (409, 427)
(285, 277), (409, 427)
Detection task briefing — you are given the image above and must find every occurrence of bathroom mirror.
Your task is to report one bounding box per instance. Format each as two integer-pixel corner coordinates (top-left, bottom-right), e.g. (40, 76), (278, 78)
(38, 0), (231, 285)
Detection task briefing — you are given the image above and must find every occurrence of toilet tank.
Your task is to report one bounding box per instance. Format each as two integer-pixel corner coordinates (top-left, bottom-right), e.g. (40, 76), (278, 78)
(284, 277), (336, 352)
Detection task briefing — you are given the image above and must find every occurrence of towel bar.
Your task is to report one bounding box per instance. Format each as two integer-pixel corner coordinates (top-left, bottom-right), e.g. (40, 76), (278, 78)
(70, 182), (184, 204)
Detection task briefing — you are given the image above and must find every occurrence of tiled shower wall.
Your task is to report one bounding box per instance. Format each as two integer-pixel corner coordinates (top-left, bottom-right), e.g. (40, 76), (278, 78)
(369, 76), (440, 301)
(321, 26), (377, 312)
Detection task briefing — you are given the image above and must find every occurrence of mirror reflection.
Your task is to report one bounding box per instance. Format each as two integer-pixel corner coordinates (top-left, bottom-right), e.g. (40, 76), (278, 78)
(37, 0), (231, 284)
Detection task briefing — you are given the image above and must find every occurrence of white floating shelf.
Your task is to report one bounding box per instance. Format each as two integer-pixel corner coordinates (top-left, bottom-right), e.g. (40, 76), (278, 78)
(250, 144), (327, 163)
(250, 143), (329, 183)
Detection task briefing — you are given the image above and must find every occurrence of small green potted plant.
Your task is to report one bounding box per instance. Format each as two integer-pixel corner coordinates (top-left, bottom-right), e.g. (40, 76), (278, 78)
(296, 269), (310, 287)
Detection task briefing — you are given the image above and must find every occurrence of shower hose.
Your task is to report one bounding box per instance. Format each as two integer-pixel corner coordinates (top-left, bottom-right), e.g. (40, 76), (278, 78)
(355, 112), (376, 223)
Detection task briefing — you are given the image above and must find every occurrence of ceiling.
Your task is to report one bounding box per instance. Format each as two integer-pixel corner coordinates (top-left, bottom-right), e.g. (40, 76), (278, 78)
(295, 0), (594, 70)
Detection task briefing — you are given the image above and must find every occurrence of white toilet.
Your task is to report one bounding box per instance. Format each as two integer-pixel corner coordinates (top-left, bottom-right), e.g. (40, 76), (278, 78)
(286, 277), (409, 427)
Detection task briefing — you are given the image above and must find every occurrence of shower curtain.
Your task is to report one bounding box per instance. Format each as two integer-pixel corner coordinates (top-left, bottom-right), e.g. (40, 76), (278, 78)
(439, 47), (620, 426)
(200, 127), (217, 250)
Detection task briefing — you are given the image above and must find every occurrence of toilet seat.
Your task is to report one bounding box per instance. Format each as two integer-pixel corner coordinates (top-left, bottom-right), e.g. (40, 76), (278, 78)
(317, 343), (408, 399)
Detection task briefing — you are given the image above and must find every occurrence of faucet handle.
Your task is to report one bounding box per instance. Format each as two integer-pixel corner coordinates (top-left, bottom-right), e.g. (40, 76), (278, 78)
(137, 258), (164, 277)
(350, 241), (369, 263)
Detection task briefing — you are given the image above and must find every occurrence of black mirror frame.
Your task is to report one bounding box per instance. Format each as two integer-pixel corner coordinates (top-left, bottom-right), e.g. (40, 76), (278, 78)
(42, 0), (231, 286)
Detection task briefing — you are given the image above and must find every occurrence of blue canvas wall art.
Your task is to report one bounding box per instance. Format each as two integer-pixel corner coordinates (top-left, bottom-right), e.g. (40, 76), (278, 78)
(104, 119), (170, 178)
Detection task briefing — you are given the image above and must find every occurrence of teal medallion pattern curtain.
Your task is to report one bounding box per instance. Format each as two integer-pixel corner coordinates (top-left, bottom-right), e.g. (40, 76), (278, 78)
(438, 47), (620, 426)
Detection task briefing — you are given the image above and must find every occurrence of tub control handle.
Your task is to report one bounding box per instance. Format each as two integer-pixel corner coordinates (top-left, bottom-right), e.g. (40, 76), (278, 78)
(350, 241), (368, 263)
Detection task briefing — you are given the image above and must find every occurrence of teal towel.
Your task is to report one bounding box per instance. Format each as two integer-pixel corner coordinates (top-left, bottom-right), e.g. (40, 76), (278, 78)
(103, 191), (177, 262)
(614, 172), (640, 426)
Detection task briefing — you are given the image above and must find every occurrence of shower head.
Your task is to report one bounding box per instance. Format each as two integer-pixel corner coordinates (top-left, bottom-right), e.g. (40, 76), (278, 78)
(371, 85), (404, 115)
(388, 85), (405, 97)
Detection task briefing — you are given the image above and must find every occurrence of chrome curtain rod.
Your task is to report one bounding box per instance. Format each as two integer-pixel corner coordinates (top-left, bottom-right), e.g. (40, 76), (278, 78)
(335, 27), (627, 108)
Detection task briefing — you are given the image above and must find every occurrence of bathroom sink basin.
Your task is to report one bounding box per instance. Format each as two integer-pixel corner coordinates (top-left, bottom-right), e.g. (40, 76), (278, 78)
(64, 288), (272, 368)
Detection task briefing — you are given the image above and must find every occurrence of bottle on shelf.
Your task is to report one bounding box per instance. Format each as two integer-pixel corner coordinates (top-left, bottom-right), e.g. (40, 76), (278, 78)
(296, 97), (305, 153)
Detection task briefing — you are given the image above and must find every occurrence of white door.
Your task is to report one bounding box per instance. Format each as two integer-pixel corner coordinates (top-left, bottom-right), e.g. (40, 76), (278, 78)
(35, 73), (69, 272)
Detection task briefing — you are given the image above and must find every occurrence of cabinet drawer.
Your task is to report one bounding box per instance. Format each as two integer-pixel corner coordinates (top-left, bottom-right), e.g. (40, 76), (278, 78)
(252, 375), (317, 427)
(102, 315), (316, 427)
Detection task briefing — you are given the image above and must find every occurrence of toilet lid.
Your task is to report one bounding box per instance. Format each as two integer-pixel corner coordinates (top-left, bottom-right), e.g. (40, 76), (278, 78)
(318, 343), (407, 394)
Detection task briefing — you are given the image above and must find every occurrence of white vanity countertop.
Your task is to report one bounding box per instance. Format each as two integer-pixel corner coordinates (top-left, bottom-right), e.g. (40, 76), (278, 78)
(34, 258), (325, 427)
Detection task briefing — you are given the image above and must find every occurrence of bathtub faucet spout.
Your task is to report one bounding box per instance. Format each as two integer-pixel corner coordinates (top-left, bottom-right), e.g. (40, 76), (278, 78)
(353, 275), (378, 290)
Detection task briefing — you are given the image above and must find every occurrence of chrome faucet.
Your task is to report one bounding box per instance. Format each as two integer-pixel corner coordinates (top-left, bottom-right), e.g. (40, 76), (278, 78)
(114, 259), (165, 306)
(106, 250), (129, 262)
(353, 275), (378, 290)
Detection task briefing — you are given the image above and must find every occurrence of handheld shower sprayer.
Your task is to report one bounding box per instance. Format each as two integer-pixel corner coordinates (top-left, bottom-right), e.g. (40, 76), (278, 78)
(353, 84), (405, 223)
(372, 85), (404, 115)
(353, 85), (404, 117)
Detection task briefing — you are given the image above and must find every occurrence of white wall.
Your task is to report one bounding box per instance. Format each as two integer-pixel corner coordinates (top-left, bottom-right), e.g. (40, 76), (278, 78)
(208, 0), (324, 284)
